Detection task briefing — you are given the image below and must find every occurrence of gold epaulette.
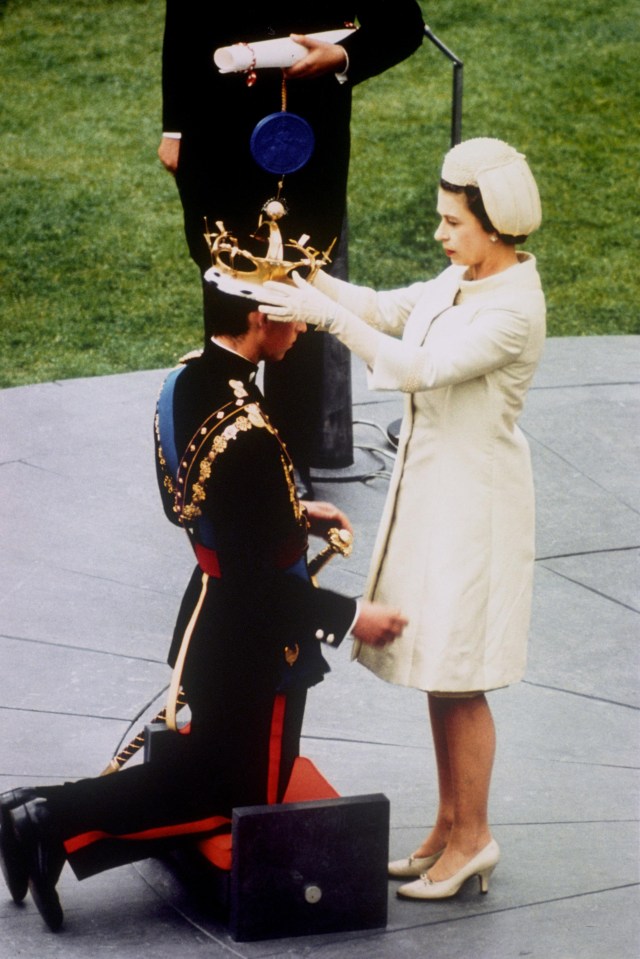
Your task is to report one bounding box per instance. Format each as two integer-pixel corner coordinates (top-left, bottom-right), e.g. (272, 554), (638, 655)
(178, 348), (204, 364)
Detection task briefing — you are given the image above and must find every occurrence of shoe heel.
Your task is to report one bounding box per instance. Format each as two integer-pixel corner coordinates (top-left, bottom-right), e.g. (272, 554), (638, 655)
(478, 864), (496, 894)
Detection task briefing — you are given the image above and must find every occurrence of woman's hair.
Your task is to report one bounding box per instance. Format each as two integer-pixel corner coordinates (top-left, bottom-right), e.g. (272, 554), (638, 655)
(440, 179), (527, 245)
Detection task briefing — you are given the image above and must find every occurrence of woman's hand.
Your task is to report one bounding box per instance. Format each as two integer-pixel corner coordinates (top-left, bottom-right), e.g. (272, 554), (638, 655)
(260, 273), (381, 368)
(260, 273), (337, 327)
(352, 600), (408, 648)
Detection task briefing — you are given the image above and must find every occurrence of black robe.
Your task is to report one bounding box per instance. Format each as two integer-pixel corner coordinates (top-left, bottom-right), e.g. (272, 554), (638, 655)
(161, 2), (425, 466)
(162, 2), (425, 265)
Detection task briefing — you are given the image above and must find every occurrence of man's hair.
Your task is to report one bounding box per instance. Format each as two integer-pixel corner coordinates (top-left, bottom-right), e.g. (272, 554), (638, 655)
(203, 284), (259, 339)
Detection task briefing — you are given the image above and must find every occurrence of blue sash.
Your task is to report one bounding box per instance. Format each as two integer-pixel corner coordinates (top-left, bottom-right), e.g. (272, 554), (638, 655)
(157, 366), (183, 482)
(157, 367), (218, 549)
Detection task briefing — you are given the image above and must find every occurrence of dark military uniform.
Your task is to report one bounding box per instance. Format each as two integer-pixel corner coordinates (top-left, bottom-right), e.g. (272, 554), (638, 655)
(40, 343), (356, 880)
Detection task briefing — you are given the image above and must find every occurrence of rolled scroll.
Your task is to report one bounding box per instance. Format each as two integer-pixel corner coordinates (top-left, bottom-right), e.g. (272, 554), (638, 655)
(214, 29), (355, 74)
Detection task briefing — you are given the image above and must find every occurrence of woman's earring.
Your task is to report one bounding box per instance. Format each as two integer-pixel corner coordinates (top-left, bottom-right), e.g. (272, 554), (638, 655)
(490, 234), (498, 244)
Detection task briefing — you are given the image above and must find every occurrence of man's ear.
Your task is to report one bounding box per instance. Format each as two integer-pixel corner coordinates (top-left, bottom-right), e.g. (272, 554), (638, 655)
(247, 308), (268, 328)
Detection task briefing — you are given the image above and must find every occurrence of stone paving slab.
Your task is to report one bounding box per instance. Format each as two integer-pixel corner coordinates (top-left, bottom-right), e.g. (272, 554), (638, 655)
(0, 337), (638, 958)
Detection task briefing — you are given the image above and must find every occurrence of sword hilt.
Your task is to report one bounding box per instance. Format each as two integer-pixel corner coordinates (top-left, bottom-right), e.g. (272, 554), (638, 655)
(307, 527), (353, 579)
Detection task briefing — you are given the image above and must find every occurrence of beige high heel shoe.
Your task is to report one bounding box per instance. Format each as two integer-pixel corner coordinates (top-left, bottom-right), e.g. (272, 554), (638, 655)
(397, 839), (500, 900)
(388, 848), (444, 878)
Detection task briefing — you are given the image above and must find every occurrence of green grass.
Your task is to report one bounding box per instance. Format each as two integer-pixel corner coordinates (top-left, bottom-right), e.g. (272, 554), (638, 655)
(1, 0), (638, 387)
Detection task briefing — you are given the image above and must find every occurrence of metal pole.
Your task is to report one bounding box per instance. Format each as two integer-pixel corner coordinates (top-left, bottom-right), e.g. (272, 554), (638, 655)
(423, 25), (464, 146)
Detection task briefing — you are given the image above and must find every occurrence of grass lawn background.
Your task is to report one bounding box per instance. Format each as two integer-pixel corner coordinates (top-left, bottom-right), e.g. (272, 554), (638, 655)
(1, 0), (638, 387)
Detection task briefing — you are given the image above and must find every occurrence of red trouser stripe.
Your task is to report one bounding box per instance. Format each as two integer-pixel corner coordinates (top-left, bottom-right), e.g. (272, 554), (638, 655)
(267, 693), (287, 805)
(65, 693), (289, 856)
(64, 814), (231, 856)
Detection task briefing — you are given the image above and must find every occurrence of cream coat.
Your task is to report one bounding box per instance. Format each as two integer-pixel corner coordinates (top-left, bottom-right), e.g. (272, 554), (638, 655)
(345, 254), (546, 691)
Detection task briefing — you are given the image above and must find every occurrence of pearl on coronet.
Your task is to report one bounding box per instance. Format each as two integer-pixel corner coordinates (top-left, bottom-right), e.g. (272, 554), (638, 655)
(265, 200), (285, 220)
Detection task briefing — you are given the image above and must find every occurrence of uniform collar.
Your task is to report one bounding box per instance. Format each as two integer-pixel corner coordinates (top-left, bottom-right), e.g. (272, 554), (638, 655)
(207, 338), (258, 383)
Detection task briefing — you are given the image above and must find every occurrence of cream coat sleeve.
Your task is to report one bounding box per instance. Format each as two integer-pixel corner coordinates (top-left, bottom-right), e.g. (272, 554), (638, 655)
(314, 264), (540, 391)
(369, 305), (534, 392)
(312, 271), (428, 366)
(314, 270), (533, 388)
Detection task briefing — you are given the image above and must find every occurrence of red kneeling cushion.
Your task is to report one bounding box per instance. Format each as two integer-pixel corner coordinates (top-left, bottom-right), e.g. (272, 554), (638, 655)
(196, 757), (339, 871)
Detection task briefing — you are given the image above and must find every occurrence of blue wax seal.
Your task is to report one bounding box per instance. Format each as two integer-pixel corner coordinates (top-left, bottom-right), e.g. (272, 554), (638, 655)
(250, 112), (315, 174)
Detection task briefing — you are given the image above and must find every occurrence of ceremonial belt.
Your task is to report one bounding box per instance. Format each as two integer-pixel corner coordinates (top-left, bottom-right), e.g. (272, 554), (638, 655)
(193, 543), (222, 578)
(193, 539), (307, 579)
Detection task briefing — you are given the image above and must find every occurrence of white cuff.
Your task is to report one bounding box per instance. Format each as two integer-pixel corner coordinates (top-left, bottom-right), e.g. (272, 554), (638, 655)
(162, 131), (182, 140)
(347, 599), (361, 637)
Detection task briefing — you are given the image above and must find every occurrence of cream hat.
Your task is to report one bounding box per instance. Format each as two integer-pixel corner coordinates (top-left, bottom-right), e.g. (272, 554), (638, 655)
(441, 137), (542, 237)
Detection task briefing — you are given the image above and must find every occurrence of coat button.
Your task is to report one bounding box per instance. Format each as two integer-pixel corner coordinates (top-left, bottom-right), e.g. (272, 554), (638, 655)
(315, 629), (324, 640)
(326, 634), (336, 645)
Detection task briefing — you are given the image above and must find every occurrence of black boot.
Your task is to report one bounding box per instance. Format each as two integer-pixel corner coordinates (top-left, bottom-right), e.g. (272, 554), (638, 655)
(0, 787), (38, 903)
(11, 799), (65, 932)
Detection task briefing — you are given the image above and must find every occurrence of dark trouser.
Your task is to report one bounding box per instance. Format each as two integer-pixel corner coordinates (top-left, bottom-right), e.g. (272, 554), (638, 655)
(43, 688), (306, 880)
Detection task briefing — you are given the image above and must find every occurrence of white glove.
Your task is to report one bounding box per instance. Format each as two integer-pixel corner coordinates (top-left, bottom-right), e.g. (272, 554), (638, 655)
(259, 273), (340, 327)
(260, 273), (382, 366)
(312, 270), (380, 320)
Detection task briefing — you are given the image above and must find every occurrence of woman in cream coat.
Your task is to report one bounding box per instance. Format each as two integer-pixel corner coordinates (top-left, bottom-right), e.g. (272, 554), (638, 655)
(260, 138), (546, 900)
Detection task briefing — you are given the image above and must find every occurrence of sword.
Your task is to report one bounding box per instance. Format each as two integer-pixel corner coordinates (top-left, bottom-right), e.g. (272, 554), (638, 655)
(100, 689), (189, 775)
(100, 528), (353, 775)
(307, 526), (353, 579)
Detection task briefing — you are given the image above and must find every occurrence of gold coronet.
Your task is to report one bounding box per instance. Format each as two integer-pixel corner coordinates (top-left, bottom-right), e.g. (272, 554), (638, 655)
(203, 201), (335, 295)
